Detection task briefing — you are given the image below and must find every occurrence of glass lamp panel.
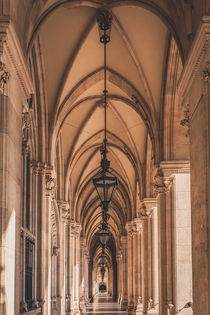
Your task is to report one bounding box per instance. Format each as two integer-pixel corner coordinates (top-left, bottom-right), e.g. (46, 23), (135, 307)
(99, 230), (110, 245)
(93, 171), (117, 206)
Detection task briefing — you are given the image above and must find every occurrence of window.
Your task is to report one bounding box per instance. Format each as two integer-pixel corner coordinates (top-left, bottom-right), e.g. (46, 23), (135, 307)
(25, 238), (34, 309)
(20, 145), (36, 312)
(26, 154), (31, 230)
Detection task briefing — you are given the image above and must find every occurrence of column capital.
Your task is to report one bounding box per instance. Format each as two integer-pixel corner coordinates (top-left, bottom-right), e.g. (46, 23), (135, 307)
(70, 221), (82, 238)
(57, 200), (70, 223)
(45, 166), (56, 198)
(152, 168), (166, 196)
(133, 218), (142, 232)
(143, 198), (157, 216)
(125, 221), (133, 236)
(30, 161), (46, 175)
(152, 164), (188, 197)
(138, 200), (149, 217)
(0, 60), (9, 95)
(52, 246), (60, 257)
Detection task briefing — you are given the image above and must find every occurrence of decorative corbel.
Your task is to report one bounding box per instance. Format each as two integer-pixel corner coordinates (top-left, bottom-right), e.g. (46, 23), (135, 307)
(45, 167), (56, 198)
(52, 246), (60, 257)
(152, 167), (166, 197)
(180, 103), (190, 137)
(0, 60), (9, 94)
(22, 110), (31, 153)
(202, 61), (210, 84)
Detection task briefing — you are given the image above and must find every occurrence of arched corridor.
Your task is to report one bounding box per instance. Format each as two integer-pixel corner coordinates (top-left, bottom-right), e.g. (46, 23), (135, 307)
(0, 1), (210, 315)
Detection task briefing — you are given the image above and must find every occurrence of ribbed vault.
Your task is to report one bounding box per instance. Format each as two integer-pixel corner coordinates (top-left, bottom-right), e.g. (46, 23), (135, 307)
(26, 0), (186, 285)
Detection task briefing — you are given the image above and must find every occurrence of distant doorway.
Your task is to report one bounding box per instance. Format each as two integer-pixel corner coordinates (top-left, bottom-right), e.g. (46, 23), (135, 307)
(99, 283), (106, 292)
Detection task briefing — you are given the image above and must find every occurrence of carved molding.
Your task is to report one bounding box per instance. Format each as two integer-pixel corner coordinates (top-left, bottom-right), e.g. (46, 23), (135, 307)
(178, 16), (210, 97)
(137, 200), (149, 218)
(159, 160), (190, 176)
(52, 246), (60, 257)
(180, 103), (190, 137)
(152, 168), (166, 196)
(20, 300), (28, 312)
(57, 200), (69, 223)
(70, 221), (82, 238)
(133, 218), (142, 232)
(32, 300), (39, 308)
(0, 60), (9, 94)
(143, 198), (157, 211)
(125, 222), (133, 236)
(202, 61), (210, 83)
(45, 167), (56, 198)
(30, 161), (46, 176)
(4, 22), (34, 99)
(22, 110), (30, 149)
(0, 19), (9, 57)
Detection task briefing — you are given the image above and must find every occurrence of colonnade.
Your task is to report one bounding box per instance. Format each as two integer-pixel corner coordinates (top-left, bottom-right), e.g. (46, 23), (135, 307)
(1, 13), (210, 315)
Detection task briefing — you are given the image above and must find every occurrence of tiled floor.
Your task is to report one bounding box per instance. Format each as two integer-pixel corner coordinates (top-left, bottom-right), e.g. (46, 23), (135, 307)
(84, 293), (126, 314)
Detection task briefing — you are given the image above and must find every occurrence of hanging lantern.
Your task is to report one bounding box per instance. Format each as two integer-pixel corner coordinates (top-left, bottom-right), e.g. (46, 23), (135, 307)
(93, 148), (118, 212)
(100, 266), (106, 281)
(93, 9), (118, 212)
(97, 228), (110, 246)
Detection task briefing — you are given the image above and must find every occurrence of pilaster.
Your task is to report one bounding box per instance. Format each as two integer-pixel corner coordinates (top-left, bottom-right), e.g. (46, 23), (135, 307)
(125, 222), (134, 313)
(153, 162), (191, 315)
(133, 218), (142, 308)
(153, 168), (169, 315)
(178, 16), (210, 315)
(57, 200), (69, 314)
(116, 250), (122, 304)
(69, 221), (82, 315)
(120, 236), (128, 309)
(143, 198), (159, 315)
(139, 202), (149, 315)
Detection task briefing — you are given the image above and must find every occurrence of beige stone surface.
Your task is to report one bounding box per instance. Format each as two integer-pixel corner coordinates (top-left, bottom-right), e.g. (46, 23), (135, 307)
(2, 3), (210, 315)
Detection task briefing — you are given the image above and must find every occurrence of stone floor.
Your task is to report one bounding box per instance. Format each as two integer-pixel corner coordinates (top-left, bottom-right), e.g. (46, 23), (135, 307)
(84, 293), (126, 314)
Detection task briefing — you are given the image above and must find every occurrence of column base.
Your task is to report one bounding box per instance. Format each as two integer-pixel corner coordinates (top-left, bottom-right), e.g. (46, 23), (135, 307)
(135, 302), (143, 315)
(127, 305), (135, 315)
(69, 311), (81, 315)
(70, 306), (81, 315)
(147, 309), (159, 315)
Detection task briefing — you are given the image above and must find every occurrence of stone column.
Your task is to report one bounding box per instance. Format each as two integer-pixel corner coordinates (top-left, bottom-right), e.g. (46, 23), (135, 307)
(79, 237), (88, 312)
(154, 162), (192, 315)
(153, 168), (168, 315)
(20, 143), (29, 312)
(116, 250), (122, 304)
(178, 17), (210, 315)
(132, 223), (138, 308)
(57, 200), (69, 314)
(125, 222), (134, 313)
(139, 202), (149, 315)
(84, 249), (90, 303)
(121, 236), (128, 309)
(143, 198), (159, 315)
(44, 167), (56, 315)
(88, 258), (93, 300)
(134, 218), (143, 314)
(0, 61), (21, 315)
(70, 221), (81, 314)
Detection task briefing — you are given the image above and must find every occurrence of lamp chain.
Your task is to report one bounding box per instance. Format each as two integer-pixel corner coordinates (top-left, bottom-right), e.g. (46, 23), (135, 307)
(104, 27), (107, 153)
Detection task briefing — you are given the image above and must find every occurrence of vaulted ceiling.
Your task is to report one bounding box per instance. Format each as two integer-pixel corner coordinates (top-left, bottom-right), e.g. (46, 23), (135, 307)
(25, 1), (185, 256)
